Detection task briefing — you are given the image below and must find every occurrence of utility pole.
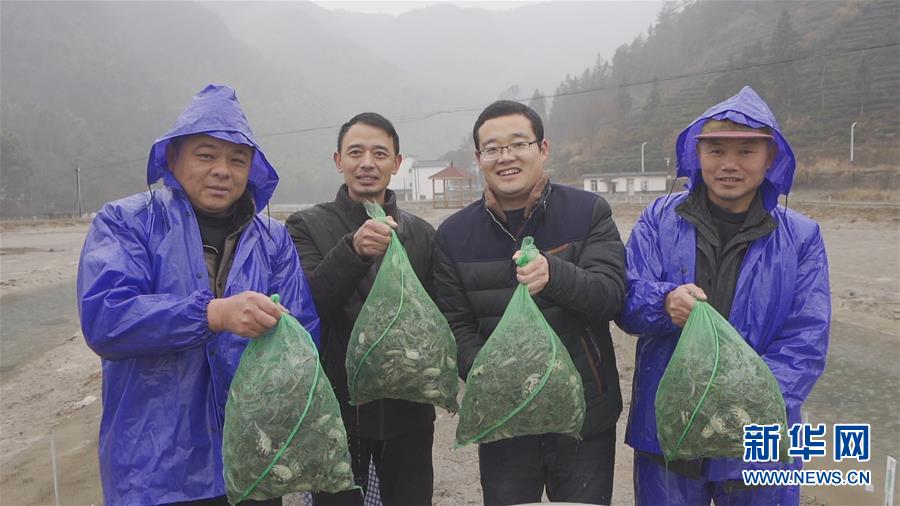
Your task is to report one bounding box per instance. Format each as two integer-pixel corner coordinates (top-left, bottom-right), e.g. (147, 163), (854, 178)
(820, 63), (827, 116)
(75, 165), (82, 216)
(850, 122), (858, 164)
(640, 142), (648, 174)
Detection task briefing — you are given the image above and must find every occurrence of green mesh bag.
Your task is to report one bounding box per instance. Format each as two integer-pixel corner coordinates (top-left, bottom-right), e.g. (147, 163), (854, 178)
(223, 295), (356, 504)
(455, 237), (585, 447)
(345, 201), (459, 412)
(655, 300), (789, 462)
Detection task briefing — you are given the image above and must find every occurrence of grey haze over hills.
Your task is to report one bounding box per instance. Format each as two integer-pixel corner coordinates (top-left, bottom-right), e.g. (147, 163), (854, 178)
(215, 1), (663, 117)
(1, 0), (660, 215)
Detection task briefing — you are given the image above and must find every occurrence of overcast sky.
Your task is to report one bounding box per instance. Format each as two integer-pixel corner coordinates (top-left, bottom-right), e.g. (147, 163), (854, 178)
(313, 0), (537, 16)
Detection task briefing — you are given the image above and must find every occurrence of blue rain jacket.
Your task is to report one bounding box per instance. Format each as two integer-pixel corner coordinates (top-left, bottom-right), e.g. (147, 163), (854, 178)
(77, 84), (320, 505)
(617, 87), (830, 481)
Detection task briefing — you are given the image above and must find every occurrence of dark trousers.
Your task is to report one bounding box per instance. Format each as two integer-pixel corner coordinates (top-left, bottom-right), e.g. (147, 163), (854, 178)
(478, 427), (616, 506)
(633, 451), (799, 506)
(314, 424), (434, 506)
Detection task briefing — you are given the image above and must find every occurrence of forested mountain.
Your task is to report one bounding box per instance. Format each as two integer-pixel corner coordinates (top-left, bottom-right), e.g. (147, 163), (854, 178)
(542, 0), (899, 185)
(0, 0), (660, 217)
(3, 1), (896, 217)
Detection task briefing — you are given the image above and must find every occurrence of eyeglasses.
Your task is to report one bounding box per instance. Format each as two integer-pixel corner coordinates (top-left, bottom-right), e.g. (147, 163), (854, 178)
(477, 140), (539, 160)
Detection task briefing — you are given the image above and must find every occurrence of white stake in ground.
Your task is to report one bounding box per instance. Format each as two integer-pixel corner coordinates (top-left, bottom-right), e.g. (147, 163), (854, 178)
(50, 431), (60, 506)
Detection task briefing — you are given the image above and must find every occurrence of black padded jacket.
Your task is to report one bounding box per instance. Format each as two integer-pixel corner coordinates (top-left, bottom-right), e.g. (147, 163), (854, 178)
(433, 181), (626, 437)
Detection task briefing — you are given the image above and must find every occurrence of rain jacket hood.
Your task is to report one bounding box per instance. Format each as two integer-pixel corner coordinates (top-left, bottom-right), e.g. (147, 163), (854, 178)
(675, 86), (796, 210)
(147, 84), (278, 212)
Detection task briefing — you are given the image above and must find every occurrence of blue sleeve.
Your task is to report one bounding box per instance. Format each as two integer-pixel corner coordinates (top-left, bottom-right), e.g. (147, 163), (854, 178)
(271, 224), (321, 348)
(616, 206), (680, 338)
(761, 225), (830, 414)
(77, 205), (216, 361)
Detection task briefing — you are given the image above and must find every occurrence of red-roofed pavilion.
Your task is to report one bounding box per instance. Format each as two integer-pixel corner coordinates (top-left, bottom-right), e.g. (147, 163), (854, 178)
(428, 162), (477, 209)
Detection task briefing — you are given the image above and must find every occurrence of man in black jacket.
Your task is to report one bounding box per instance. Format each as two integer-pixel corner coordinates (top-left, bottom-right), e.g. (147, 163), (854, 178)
(433, 101), (626, 506)
(286, 113), (436, 506)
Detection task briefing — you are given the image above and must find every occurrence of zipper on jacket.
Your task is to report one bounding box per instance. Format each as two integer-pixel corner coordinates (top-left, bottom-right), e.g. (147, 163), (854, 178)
(483, 196), (545, 246)
(485, 207), (517, 243)
(483, 182), (551, 245)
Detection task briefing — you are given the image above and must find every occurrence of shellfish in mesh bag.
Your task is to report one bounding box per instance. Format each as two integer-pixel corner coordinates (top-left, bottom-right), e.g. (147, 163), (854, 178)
(346, 201), (459, 412)
(455, 237), (585, 447)
(224, 296), (356, 504)
(655, 300), (790, 462)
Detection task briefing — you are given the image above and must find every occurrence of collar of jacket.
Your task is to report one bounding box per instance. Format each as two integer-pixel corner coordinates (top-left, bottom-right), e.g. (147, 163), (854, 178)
(334, 184), (399, 223)
(169, 185), (257, 228)
(676, 184), (776, 243)
(482, 171), (551, 223)
(192, 189), (256, 229)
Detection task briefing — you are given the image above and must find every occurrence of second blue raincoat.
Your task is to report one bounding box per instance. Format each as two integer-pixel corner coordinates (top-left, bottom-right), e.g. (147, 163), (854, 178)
(77, 85), (320, 505)
(617, 86), (830, 482)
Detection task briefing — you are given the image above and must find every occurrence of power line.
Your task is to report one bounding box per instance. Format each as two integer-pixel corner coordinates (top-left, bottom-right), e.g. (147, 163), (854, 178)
(393, 40), (900, 120)
(79, 40), (898, 172)
(263, 40), (900, 130)
(553, 41), (900, 98)
(256, 122), (348, 139)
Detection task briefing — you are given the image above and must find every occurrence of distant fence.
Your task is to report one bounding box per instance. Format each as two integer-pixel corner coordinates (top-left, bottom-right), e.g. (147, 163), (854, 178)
(0, 213), (88, 221)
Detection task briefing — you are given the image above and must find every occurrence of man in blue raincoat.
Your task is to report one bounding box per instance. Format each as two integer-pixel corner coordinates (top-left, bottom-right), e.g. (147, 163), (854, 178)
(77, 84), (319, 505)
(617, 86), (830, 505)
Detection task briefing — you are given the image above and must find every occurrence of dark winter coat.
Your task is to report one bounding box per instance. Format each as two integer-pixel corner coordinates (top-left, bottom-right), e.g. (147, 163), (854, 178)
(433, 181), (626, 438)
(286, 186), (437, 440)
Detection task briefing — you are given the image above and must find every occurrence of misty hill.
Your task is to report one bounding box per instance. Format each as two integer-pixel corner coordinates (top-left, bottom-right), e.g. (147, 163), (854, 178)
(213, 0), (663, 180)
(2, 0), (661, 217)
(1, 1), (334, 216)
(543, 0), (900, 186)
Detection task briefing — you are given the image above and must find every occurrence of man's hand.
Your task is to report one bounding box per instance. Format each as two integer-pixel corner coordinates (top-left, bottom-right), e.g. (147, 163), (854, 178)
(352, 216), (398, 258)
(665, 283), (708, 327)
(512, 250), (550, 296)
(207, 291), (287, 338)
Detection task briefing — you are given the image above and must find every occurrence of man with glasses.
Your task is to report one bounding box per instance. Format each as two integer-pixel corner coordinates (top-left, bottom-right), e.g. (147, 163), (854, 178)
(286, 112), (437, 506)
(433, 100), (626, 505)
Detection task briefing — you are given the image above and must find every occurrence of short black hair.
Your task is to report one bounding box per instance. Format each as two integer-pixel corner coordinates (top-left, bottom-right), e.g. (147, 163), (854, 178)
(337, 112), (400, 154)
(472, 100), (544, 150)
(169, 135), (184, 154)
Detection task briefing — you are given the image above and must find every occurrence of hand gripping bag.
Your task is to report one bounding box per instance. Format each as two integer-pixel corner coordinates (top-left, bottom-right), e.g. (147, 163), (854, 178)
(655, 300), (789, 462)
(455, 237), (585, 446)
(223, 295), (357, 504)
(345, 201), (459, 412)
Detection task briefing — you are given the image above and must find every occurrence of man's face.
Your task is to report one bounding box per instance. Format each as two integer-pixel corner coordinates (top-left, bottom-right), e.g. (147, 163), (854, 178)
(335, 123), (401, 203)
(476, 114), (549, 210)
(167, 134), (253, 215)
(698, 137), (775, 212)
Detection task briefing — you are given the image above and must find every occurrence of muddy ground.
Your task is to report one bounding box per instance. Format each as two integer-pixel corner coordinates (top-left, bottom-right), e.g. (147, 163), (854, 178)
(0, 197), (897, 505)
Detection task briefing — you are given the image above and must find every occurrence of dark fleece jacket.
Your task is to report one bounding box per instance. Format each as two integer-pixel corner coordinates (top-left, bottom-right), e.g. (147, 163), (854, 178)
(286, 185), (437, 440)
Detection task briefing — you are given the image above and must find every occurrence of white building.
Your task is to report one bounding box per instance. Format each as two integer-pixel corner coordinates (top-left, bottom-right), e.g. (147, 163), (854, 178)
(582, 172), (670, 195)
(388, 157), (451, 201)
